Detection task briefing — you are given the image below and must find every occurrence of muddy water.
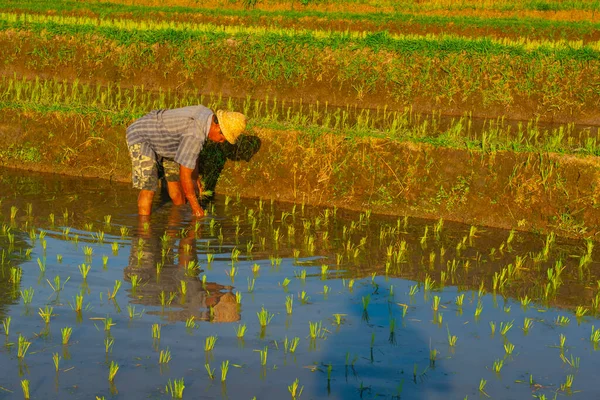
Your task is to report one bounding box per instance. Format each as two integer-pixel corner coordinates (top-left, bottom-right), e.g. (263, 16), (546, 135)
(0, 167), (599, 399)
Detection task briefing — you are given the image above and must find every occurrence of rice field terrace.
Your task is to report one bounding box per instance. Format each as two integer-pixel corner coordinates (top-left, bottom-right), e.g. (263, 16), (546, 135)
(1, 168), (600, 399)
(1, 0), (600, 398)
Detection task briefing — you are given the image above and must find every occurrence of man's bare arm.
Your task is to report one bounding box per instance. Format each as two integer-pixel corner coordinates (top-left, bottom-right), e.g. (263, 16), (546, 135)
(180, 165), (204, 217)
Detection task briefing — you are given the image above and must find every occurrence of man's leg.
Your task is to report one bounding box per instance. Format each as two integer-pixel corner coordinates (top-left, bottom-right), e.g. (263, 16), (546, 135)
(138, 190), (155, 215)
(162, 159), (186, 205)
(128, 143), (159, 215)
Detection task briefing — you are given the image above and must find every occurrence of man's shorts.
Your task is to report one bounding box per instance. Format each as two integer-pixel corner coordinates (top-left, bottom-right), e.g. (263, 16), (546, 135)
(128, 143), (179, 191)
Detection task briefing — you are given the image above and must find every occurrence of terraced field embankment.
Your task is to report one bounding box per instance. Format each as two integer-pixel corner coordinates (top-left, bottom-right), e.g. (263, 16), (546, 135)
(0, 0), (599, 237)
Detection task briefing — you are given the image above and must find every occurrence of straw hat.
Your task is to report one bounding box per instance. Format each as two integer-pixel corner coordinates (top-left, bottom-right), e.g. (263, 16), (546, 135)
(216, 110), (247, 144)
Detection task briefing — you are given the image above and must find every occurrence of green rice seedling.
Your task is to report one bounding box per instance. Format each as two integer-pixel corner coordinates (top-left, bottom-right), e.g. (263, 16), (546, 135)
(429, 348), (437, 366)
(108, 361), (119, 382)
(500, 321), (514, 336)
(49, 213), (55, 226)
(127, 305), (144, 320)
(9, 267), (22, 286)
(575, 306), (588, 318)
(53, 352), (60, 373)
(492, 359), (503, 373)
(159, 348), (172, 364)
(102, 255), (108, 269)
(389, 318), (396, 344)
(591, 326), (600, 344)
(474, 301), (483, 318)
(108, 280), (121, 300)
(37, 258), (45, 274)
(299, 291), (310, 304)
(489, 322), (496, 336)
(220, 360), (230, 383)
(257, 307), (274, 327)
(104, 215), (112, 226)
(102, 317), (116, 332)
(156, 261), (163, 275)
(111, 242), (119, 254)
(286, 337), (300, 354)
(235, 291), (242, 304)
(83, 246), (93, 257)
(559, 333), (566, 350)
(129, 274), (141, 292)
(362, 295), (370, 312)
(432, 296), (441, 312)
(321, 265), (328, 279)
(185, 316), (197, 330)
(294, 269), (307, 281)
(555, 316), (570, 326)
(288, 378), (304, 400)
(479, 378), (488, 397)
(84, 223), (93, 231)
(281, 278), (291, 288)
(17, 335), (31, 358)
(561, 375), (574, 391)
(39, 306), (54, 325)
(424, 275), (435, 292)
(409, 285), (418, 297)
(348, 279), (355, 292)
(247, 277), (255, 293)
(2, 317), (10, 337)
(57, 254), (63, 263)
(333, 314), (346, 326)
(120, 226), (129, 238)
(323, 285), (330, 298)
(560, 353), (580, 369)
(286, 295), (293, 315)
(61, 327), (72, 345)
(455, 294), (464, 308)
(235, 324), (246, 339)
(523, 317), (534, 334)
(10, 206), (17, 220)
(520, 295), (531, 309)
(205, 336), (217, 352)
(447, 326), (457, 347)
(256, 346), (268, 366)
(78, 264), (90, 281)
(21, 379), (29, 400)
(105, 337), (114, 354)
(205, 363), (216, 380)
(504, 342), (515, 355)
(309, 321), (324, 340)
(152, 324), (161, 340)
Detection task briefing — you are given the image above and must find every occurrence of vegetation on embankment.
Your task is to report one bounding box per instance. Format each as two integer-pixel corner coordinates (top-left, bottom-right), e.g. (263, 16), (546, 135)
(1, 76), (599, 239)
(1, 11), (599, 123)
(4, 0), (600, 42)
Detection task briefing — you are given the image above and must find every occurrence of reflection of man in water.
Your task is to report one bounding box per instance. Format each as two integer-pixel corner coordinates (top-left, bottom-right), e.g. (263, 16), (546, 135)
(124, 209), (239, 323)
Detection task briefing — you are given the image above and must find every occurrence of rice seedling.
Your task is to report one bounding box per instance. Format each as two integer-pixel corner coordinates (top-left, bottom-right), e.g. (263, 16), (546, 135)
(10, 206), (17, 220)
(489, 322), (496, 336)
(152, 324), (161, 340)
(127, 305), (144, 320)
(247, 277), (255, 292)
(159, 348), (172, 364)
(492, 358), (503, 373)
(256, 345), (268, 366)
(235, 323), (247, 339)
(309, 321), (324, 340)
(2, 317), (10, 337)
(17, 335), (31, 358)
(591, 325), (600, 344)
(37, 258), (45, 274)
(111, 242), (119, 254)
(500, 320), (514, 336)
(21, 379), (29, 400)
(220, 360), (230, 382)
(257, 307), (274, 327)
(523, 317), (534, 334)
(299, 291), (310, 304)
(108, 280), (121, 300)
(83, 246), (93, 257)
(520, 295), (531, 309)
(559, 334), (567, 351)
(105, 337), (114, 354)
(560, 353), (580, 369)
(286, 295), (293, 315)
(447, 326), (457, 347)
(479, 378), (488, 397)
(561, 374), (574, 391)
(108, 361), (119, 382)
(78, 263), (91, 280)
(575, 306), (588, 318)
(61, 327), (72, 345)
(205, 335), (217, 352)
(432, 295), (441, 312)
(555, 315), (570, 326)
(102, 255), (108, 269)
(474, 301), (483, 319)
(53, 352), (61, 373)
(235, 291), (242, 304)
(38, 305), (54, 325)
(288, 378), (304, 399)
(429, 348), (437, 366)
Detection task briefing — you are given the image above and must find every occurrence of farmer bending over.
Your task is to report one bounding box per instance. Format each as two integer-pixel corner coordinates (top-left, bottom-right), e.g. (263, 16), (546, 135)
(126, 105), (247, 216)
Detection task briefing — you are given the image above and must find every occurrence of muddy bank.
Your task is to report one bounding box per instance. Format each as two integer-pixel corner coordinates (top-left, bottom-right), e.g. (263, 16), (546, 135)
(1, 108), (599, 238)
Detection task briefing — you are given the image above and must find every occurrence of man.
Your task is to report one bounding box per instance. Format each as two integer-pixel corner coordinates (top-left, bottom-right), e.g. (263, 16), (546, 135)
(126, 105), (247, 216)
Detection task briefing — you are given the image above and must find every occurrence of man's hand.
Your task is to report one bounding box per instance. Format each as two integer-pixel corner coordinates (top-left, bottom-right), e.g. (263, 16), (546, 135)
(180, 165), (204, 217)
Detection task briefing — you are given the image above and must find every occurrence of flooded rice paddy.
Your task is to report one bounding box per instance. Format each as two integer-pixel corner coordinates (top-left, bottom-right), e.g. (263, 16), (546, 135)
(0, 167), (599, 399)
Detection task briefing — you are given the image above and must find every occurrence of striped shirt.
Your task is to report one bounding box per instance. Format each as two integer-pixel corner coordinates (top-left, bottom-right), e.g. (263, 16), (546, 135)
(126, 105), (213, 169)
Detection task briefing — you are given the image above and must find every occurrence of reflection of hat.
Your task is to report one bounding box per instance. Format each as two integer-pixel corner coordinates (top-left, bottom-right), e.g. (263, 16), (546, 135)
(216, 110), (247, 144)
(213, 292), (240, 323)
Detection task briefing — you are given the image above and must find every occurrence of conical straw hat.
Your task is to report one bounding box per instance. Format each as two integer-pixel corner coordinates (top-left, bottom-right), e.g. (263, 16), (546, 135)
(216, 110), (247, 144)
